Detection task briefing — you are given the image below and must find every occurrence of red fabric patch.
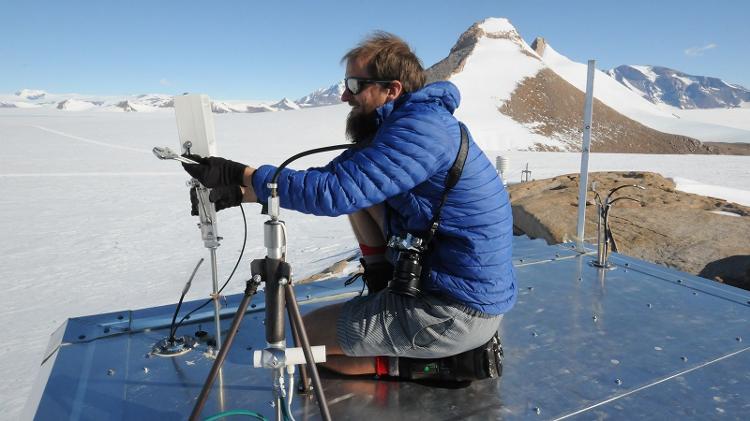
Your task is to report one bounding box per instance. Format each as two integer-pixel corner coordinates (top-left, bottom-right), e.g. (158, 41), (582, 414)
(374, 356), (389, 376)
(360, 244), (386, 256)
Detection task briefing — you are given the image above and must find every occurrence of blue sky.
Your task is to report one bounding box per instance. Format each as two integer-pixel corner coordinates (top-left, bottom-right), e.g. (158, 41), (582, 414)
(1, 0), (747, 100)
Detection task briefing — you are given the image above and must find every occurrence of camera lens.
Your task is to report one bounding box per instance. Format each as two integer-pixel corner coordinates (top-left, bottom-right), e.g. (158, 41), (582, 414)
(389, 250), (422, 297)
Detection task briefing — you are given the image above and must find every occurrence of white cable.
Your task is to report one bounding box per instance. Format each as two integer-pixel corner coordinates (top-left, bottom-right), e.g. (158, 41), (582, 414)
(280, 221), (288, 260)
(286, 365), (297, 421)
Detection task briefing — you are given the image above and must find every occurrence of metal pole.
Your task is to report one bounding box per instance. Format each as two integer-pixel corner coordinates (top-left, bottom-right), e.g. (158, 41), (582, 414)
(209, 247), (222, 351)
(285, 284), (332, 421)
(575, 59), (596, 252)
(596, 204), (606, 266)
(189, 279), (259, 421)
(287, 304), (311, 392)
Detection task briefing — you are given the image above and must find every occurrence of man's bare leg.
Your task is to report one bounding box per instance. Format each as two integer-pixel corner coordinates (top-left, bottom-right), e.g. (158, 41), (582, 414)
(302, 302), (376, 375)
(301, 204), (386, 375)
(348, 203), (386, 247)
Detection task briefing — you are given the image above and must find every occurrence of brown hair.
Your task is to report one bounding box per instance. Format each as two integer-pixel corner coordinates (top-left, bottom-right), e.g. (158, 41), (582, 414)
(342, 31), (426, 93)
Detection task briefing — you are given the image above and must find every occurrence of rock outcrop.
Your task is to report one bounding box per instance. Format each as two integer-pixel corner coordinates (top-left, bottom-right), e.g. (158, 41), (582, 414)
(530, 37), (547, 56)
(508, 172), (750, 290)
(499, 68), (712, 153)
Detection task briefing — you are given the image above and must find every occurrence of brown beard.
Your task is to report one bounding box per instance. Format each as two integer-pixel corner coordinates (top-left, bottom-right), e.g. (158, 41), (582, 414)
(345, 108), (379, 145)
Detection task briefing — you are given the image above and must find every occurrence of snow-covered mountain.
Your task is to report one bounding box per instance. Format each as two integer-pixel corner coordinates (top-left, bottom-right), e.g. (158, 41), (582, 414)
(16, 89), (47, 100)
(296, 81), (345, 107)
(607, 65), (750, 109)
(425, 18), (722, 153)
(0, 85), (341, 113)
(271, 97), (301, 111)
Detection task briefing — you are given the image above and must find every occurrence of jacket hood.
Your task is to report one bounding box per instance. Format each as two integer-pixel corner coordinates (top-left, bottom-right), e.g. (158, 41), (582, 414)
(376, 81), (461, 122)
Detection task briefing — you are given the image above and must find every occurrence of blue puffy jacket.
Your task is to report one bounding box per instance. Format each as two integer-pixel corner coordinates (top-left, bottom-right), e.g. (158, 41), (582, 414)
(253, 81), (516, 315)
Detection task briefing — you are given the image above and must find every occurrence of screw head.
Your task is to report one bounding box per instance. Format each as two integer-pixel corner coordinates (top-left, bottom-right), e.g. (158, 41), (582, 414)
(533, 407), (541, 415)
(107, 369), (115, 376)
(615, 378), (622, 385)
(680, 356), (688, 362)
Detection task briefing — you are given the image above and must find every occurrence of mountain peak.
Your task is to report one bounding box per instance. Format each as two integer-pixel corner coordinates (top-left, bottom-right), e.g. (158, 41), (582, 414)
(427, 17), (535, 84)
(296, 81), (345, 107)
(272, 97), (300, 111)
(478, 17), (520, 37)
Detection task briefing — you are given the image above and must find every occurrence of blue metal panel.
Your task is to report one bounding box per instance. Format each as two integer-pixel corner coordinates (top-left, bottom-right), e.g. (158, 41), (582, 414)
(28, 237), (750, 420)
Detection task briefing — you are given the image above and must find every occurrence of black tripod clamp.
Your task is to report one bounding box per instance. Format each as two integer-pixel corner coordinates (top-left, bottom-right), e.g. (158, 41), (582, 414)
(250, 257), (291, 346)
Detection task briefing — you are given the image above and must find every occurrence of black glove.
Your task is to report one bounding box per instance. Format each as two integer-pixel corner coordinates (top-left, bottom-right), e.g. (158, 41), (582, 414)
(181, 154), (247, 188)
(209, 185), (243, 212)
(190, 185), (243, 215)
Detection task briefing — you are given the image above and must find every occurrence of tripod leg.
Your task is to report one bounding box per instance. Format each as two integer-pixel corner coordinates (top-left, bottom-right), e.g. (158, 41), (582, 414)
(209, 247), (223, 351)
(286, 303), (312, 392)
(189, 279), (259, 421)
(284, 284), (332, 421)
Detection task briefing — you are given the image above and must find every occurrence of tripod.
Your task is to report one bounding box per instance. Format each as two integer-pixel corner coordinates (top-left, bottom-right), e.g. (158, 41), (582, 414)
(189, 210), (331, 421)
(188, 144), (353, 420)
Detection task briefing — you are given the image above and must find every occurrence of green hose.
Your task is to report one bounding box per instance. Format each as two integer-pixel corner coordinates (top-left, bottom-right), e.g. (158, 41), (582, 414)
(203, 409), (268, 421)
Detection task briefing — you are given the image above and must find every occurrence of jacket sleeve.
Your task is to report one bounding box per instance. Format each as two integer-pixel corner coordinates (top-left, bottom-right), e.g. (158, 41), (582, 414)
(252, 112), (455, 216)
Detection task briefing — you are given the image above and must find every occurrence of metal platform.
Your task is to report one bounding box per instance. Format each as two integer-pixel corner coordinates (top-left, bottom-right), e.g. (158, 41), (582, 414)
(25, 236), (750, 420)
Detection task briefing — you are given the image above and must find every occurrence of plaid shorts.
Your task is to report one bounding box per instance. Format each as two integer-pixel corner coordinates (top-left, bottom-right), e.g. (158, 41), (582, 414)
(336, 290), (503, 358)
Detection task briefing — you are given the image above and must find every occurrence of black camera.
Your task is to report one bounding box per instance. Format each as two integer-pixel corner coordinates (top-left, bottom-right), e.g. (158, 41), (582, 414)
(387, 233), (426, 297)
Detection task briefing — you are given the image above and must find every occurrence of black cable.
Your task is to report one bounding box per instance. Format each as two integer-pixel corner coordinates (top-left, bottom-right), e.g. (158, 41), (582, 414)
(168, 258), (205, 343)
(270, 144), (352, 189)
(172, 204), (248, 335)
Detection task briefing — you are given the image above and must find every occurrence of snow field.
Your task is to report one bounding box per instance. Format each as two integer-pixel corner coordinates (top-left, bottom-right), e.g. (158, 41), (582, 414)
(1, 103), (749, 420)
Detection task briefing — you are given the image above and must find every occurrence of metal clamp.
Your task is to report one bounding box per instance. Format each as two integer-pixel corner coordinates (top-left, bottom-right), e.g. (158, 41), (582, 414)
(590, 184), (645, 269)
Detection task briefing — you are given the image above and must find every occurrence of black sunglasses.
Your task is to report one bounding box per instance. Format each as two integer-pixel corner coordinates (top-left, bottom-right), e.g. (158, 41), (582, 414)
(344, 77), (394, 95)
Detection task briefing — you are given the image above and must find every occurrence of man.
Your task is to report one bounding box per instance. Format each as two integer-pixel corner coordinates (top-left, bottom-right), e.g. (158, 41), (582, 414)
(183, 32), (516, 379)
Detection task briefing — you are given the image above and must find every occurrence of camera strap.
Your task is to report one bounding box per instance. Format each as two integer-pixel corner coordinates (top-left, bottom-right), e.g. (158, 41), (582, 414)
(422, 122), (469, 248)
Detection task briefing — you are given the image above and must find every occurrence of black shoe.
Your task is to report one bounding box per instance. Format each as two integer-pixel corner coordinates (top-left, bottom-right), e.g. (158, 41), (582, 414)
(399, 333), (503, 382)
(344, 259), (394, 294)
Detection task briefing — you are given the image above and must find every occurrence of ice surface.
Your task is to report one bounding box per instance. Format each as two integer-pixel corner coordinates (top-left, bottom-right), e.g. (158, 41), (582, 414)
(1, 99), (749, 419)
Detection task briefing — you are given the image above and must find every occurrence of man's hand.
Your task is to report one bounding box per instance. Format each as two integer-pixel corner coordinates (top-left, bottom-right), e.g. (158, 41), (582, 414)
(189, 185), (243, 215)
(181, 154), (248, 188)
(209, 185), (243, 211)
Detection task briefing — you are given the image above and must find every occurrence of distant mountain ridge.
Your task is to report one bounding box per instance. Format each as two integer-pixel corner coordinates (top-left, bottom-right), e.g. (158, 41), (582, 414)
(0, 83), (345, 113)
(2, 18), (748, 152)
(607, 65), (750, 109)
